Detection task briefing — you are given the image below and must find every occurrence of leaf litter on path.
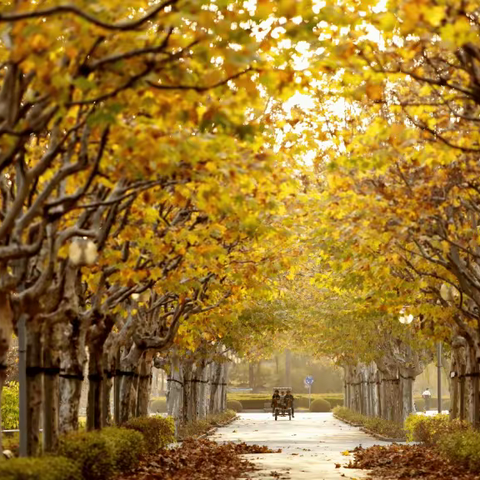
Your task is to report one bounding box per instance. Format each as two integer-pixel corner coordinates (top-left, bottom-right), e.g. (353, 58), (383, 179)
(116, 438), (281, 480)
(346, 444), (480, 480)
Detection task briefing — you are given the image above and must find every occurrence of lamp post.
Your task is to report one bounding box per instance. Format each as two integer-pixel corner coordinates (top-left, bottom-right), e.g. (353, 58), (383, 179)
(399, 309), (414, 416)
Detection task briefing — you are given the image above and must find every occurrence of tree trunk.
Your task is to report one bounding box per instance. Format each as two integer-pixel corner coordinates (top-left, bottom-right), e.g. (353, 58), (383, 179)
(137, 353), (152, 417)
(0, 292), (13, 451)
(59, 317), (87, 434)
(103, 375), (113, 426)
(182, 361), (193, 423)
(254, 361), (261, 392)
(220, 363), (229, 412)
(26, 325), (43, 456)
(87, 315), (116, 430)
(167, 356), (184, 435)
(248, 363), (254, 389)
(399, 369), (414, 423)
(285, 350), (291, 387)
(464, 339), (479, 425)
(160, 369), (165, 394)
(114, 350), (121, 425)
(209, 361), (222, 414)
(42, 323), (61, 452)
(87, 346), (104, 431)
(197, 360), (209, 419)
(117, 342), (147, 423)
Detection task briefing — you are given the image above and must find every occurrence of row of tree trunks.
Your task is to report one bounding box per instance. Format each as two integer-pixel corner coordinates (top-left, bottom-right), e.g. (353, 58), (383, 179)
(18, 315), (159, 456)
(343, 357), (416, 425)
(166, 357), (229, 434)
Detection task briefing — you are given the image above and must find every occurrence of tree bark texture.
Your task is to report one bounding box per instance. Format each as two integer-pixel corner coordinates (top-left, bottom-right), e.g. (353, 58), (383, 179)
(167, 356), (184, 435)
(59, 317), (87, 434)
(0, 292), (13, 451)
(343, 354), (424, 426)
(42, 323), (61, 452)
(26, 325), (43, 456)
(136, 353), (153, 417)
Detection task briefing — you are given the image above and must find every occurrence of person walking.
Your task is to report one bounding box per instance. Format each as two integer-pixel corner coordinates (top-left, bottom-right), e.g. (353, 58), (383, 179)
(422, 387), (432, 411)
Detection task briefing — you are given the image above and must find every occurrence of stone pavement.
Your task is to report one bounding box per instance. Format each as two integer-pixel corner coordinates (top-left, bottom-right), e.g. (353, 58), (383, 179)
(210, 412), (392, 480)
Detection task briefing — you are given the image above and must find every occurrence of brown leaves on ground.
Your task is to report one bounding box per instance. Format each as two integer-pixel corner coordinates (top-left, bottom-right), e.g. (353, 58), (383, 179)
(116, 438), (280, 480)
(346, 444), (480, 480)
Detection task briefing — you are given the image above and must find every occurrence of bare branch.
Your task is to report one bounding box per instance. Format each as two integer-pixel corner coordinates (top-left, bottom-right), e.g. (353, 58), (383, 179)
(0, 1), (178, 31)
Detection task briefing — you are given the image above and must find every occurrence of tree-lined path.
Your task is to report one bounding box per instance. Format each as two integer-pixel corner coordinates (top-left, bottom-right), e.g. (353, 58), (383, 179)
(212, 413), (388, 480)
(1, 0), (480, 478)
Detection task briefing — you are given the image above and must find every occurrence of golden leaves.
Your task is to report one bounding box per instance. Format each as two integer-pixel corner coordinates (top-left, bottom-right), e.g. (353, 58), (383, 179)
(365, 82), (383, 102)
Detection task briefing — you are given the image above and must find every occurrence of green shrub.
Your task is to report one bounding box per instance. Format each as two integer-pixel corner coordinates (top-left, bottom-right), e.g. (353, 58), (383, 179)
(149, 397), (167, 413)
(0, 456), (81, 480)
(177, 410), (237, 439)
(363, 417), (406, 440)
(123, 415), (175, 451)
(3, 433), (19, 457)
(438, 429), (480, 471)
(227, 400), (243, 412)
(57, 431), (114, 480)
(333, 406), (406, 440)
(100, 427), (144, 472)
(404, 414), (468, 445)
(2, 382), (19, 429)
(211, 409), (237, 425)
(333, 406), (364, 424)
(310, 398), (331, 412)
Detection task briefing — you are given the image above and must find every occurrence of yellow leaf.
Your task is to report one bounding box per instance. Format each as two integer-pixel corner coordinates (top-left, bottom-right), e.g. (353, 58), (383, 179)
(365, 82), (383, 101)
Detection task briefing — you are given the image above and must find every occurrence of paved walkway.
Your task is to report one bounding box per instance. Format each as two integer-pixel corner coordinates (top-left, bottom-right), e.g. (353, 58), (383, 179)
(211, 412), (392, 480)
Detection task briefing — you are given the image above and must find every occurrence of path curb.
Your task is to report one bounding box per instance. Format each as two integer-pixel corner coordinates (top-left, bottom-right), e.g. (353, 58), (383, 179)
(200, 414), (238, 438)
(333, 414), (405, 442)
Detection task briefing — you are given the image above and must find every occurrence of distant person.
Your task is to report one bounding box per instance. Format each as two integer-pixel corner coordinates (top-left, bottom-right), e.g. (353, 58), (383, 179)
(271, 389), (280, 414)
(280, 390), (286, 410)
(422, 387), (432, 411)
(285, 389), (294, 418)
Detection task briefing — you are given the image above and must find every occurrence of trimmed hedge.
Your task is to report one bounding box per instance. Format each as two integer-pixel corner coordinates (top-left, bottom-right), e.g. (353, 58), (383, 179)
(101, 427), (144, 472)
(3, 416), (176, 479)
(227, 393), (343, 409)
(227, 400), (243, 412)
(123, 415), (175, 451)
(177, 410), (237, 440)
(333, 406), (406, 440)
(310, 398), (331, 412)
(56, 431), (114, 480)
(0, 456), (81, 480)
